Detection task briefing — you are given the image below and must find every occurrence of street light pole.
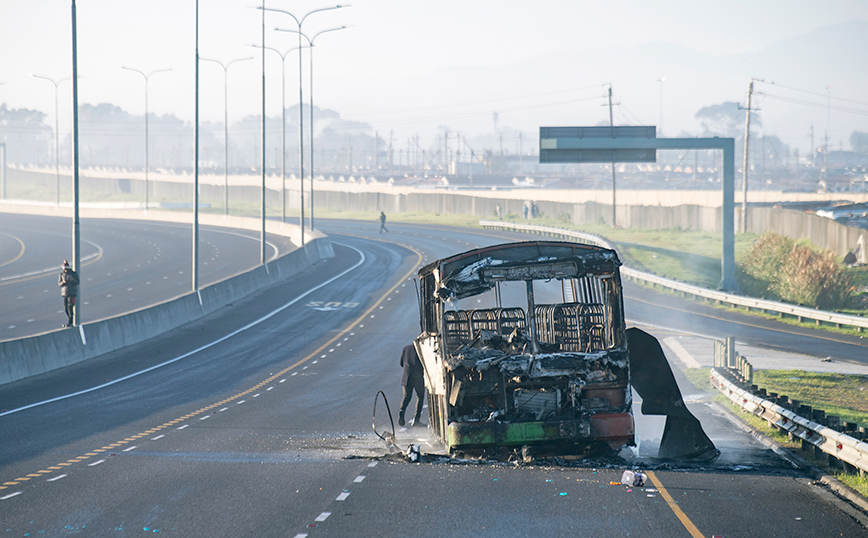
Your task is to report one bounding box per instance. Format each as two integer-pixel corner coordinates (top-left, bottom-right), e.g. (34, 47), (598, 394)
(201, 57), (253, 216)
(31, 74), (70, 208)
(275, 26), (347, 231)
(260, 4), (348, 245)
(657, 76), (666, 135)
(122, 66), (172, 211)
(71, 0), (80, 326)
(249, 45), (304, 223)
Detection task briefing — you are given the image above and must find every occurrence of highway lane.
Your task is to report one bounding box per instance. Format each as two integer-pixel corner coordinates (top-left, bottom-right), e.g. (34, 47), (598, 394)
(0, 213), (294, 341)
(1, 221), (866, 536)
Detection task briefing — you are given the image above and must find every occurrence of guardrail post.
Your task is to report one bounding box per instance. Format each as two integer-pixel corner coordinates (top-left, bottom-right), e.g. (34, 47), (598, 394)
(726, 337), (736, 368)
(826, 415), (841, 432)
(714, 340), (725, 368)
(812, 409), (826, 426)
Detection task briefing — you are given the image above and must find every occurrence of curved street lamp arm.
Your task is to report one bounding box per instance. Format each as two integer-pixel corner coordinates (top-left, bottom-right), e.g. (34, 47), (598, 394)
(301, 5), (349, 25)
(258, 6), (300, 26)
(248, 43), (306, 59)
(310, 25), (350, 44)
(122, 66), (172, 80)
(274, 27), (312, 45)
(259, 5), (349, 28)
(31, 74), (71, 87)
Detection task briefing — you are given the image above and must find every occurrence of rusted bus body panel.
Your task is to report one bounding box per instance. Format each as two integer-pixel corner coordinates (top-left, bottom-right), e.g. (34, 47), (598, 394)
(415, 241), (634, 453)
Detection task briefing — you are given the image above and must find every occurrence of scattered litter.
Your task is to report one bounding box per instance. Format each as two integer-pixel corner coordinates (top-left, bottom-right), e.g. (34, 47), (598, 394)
(559, 492), (567, 496)
(821, 357), (832, 362)
(620, 470), (647, 487)
(644, 488), (657, 492)
(647, 494), (656, 497)
(406, 444), (421, 462)
(383, 431), (398, 453)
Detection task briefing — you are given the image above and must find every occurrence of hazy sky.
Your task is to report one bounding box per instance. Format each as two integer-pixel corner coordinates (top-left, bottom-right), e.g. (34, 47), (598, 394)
(2, 0), (867, 151)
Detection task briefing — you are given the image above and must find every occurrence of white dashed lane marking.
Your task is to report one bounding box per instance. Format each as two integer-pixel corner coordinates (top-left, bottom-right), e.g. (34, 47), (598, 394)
(353, 475), (366, 483)
(47, 474), (67, 482)
(1, 492), (22, 500)
(315, 512), (331, 522)
(336, 492), (350, 501)
(177, 424), (189, 430)
(122, 446), (137, 452)
(88, 460), (105, 467)
(152, 435), (165, 440)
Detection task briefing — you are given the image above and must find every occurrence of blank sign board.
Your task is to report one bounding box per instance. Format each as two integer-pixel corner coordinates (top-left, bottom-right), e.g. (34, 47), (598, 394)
(539, 126), (657, 163)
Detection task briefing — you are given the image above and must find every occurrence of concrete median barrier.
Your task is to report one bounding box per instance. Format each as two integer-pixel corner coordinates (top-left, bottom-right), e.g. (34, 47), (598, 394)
(0, 205), (334, 386)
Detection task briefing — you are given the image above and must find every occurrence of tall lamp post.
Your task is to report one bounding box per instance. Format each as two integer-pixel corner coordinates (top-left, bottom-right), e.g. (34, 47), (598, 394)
(122, 66), (172, 210)
(657, 76), (666, 135)
(259, 4), (348, 245)
(249, 44), (306, 223)
(31, 74), (70, 208)
(275, 25), (347, 231)
(200, 57), (252, 216)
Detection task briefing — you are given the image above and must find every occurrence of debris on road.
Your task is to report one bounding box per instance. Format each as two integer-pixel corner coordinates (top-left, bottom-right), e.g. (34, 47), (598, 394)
(620, 470), (647, 486)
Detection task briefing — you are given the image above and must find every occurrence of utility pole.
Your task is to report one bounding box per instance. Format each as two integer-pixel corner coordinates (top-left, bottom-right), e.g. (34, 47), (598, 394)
(740, 78), (761, 233)
(388, 130), (393, 174)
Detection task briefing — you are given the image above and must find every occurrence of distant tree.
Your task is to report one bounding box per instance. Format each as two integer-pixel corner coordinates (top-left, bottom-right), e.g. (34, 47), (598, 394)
(850, 131), (868, 154)
(694, 101), (761, 139)
(0, 104), (52, 165)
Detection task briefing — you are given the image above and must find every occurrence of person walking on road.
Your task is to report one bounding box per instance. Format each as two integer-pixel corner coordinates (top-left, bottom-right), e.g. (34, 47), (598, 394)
(58, 260), (79, 327)
(398, 343), (425, 427)
(379, 211), (388, 234)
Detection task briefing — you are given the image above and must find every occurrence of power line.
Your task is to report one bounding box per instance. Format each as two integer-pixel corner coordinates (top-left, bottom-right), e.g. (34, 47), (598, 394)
(757, 80), (868, 107)
(757, 92), (868, 116)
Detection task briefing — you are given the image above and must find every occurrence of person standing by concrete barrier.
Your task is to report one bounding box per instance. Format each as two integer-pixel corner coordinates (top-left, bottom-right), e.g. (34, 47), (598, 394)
(58, 260), (79, 327)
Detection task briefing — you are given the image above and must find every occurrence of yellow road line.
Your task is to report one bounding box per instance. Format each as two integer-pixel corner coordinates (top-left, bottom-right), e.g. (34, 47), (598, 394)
(647, 471), (704, 538)
(0, 233), (25, 268)
(0, 242), (423, 490)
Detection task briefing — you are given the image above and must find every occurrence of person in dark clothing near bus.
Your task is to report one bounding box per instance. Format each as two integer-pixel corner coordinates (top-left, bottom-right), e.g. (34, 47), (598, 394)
(399, 343), (425, 427)
(58, 260), (79, 327)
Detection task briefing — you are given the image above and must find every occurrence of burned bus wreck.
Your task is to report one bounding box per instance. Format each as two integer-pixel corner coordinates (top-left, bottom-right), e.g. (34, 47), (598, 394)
(415, 240), (716, 460)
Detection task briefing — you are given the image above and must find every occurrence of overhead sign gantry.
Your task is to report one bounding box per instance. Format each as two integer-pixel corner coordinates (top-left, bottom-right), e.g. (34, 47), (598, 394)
(539, 126), (738, 292)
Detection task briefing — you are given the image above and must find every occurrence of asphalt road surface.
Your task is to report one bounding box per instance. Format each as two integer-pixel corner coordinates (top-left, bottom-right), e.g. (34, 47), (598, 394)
(1, 219), (867, 536)
(0, 213), (295, 341)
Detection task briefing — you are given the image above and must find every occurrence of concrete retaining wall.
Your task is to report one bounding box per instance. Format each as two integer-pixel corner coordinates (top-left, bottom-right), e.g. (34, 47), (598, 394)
(0, 238), (332, 385)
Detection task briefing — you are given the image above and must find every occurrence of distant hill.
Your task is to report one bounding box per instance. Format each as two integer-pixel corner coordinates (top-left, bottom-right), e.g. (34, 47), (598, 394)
(425, 20), (868, 151)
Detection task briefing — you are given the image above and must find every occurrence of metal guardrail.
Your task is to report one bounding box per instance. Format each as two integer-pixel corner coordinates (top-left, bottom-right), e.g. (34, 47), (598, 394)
(479, 220), (868, 332)
(711, 368), (868, 473)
